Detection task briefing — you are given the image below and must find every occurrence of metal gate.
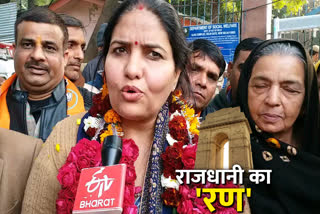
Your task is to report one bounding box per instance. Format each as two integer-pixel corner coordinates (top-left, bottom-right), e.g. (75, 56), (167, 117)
(168, 0), (242, 27)
(274, 15), (320, 53)
(273, 1), (320, 53)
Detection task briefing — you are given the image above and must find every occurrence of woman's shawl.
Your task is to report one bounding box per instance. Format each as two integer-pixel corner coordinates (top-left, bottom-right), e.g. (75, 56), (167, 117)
(237, 39), (320, 214)
(77, 103), (172, 214)
(140, 102), (170, 213)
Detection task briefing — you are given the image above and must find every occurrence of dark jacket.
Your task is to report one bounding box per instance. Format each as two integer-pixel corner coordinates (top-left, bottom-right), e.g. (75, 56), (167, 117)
(211, 88), (231, 110)
(77, 86), (94, 110)
(6, 79), (68, 141)
(201, 88), (231, 120)
(82, 54), (104, 83)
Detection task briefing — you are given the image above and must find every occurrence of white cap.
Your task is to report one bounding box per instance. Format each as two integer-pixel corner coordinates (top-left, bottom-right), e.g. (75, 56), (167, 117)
(312, 45), (319, 53)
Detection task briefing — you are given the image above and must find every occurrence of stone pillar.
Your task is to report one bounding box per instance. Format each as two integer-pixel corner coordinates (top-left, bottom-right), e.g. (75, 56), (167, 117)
(241, 0), (268, 40)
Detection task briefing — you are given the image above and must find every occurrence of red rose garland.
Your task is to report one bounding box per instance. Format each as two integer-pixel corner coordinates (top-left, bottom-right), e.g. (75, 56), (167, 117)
(119, 139), (140, 214)
(56, 138), (140, 214)
(56, 86), (241, 214)
(56, 84), (138, 214)
(56, 139), (101, 213)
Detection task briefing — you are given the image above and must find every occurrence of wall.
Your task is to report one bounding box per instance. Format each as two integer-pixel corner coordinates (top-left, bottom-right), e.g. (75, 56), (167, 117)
(241, 0), (268, 40)
(54, 0), (103, 45)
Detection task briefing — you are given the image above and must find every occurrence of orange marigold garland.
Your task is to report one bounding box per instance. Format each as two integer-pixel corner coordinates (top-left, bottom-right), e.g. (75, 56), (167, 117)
(101, 83), (109, 100)
(162, 90), (242, 214)
(57, 85), (240, 214)
(104, 109), (121, 124)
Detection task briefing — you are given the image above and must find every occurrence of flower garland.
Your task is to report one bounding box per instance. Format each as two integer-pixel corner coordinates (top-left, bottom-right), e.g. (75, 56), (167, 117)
(56, 84), (241, 214)
(56, 138), (101, 213)
(57, 84), (137, 214)
(160, 90), (240, 213)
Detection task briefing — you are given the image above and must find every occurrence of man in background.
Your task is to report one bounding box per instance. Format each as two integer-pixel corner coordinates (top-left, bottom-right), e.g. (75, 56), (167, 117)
(0, 8), (85, 141)
(82, 23), (107, 89)
(201, 37), (263, 118)
(310, 45), (319, 64)
(187, 39), (226, 118)
(59, 14), (87, 87)
(60, 14), (99, 109)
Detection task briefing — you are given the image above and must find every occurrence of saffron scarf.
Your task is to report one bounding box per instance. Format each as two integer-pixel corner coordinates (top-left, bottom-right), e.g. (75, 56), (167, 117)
(0, 74), (85, 129)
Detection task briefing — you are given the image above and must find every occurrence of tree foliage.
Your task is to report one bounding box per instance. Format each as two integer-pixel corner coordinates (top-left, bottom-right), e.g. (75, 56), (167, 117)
(18, 0), (57, 10)
(32, 0), (54, 6)
(166, 0), (311, 24)
(273, 0), (307, 16)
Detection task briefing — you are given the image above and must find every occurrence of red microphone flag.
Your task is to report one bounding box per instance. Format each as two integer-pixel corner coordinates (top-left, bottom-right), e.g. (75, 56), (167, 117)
(73, 164), (127, 214)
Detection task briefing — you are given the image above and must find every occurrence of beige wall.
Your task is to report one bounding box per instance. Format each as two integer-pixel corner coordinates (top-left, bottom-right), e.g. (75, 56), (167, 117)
(241, 0), (267, 40)
(55, 0), (103, 46)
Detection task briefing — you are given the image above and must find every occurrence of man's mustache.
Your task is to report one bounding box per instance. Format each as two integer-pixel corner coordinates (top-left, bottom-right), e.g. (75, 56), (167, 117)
(25, 60), (49, 70)
(67, 62), (81, 67)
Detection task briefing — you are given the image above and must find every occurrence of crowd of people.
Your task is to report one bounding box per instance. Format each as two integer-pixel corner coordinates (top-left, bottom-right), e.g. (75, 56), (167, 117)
(0, 0), (319, 213)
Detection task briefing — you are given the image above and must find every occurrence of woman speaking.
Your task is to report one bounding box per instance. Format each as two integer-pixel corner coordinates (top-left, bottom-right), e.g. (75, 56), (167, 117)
(22, 0), (200, 213)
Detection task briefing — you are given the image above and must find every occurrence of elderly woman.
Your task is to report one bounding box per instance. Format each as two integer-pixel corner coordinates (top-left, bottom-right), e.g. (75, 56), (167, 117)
(21, 0), (203, 213)
(237, 39), (320, 214)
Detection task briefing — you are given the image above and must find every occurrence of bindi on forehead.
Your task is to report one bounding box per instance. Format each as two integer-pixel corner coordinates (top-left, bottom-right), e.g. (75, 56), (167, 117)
(137, 4), (144, 10)
(134, 41), (138, 45)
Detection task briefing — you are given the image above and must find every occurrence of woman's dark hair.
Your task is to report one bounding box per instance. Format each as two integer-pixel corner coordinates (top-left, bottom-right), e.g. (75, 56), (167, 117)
(188, 39), (226, 77)
(101, 0), (191, 98)
(237, 39), (320, 154)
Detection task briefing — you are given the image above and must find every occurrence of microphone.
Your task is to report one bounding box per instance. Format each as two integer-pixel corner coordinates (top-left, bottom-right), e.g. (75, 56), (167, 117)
(101, 135), (123, 166)
(73, 136), (126, 214)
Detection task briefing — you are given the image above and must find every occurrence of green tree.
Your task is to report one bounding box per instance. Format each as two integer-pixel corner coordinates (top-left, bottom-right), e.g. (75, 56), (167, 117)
(18, 0), (58, 10)
(32, 0), (56, 6)
(273, 0), (307, 16)
(167, 0), (310, 23)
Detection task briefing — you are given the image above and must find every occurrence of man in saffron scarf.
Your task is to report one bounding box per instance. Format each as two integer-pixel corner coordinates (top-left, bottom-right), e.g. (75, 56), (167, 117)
(59, 14), (99, 110)
(0, 8), (85, 141)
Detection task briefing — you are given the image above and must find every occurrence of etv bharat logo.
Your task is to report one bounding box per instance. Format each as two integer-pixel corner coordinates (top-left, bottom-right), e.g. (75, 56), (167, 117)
(85, 168), (115, 198)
